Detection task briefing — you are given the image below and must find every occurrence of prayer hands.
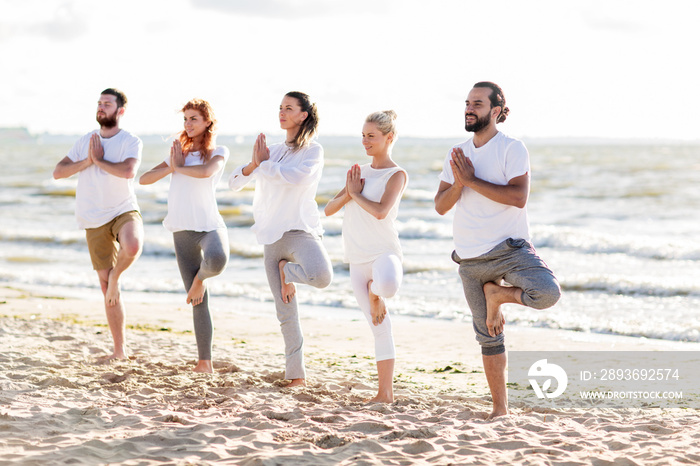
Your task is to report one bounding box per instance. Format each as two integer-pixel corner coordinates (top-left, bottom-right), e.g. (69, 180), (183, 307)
(346, 164), (365, 198)
(450, 147), (476, 187)
(87, 133), (103, 164)
(170, 140), (185, 169)
(253, 133), (270, 167)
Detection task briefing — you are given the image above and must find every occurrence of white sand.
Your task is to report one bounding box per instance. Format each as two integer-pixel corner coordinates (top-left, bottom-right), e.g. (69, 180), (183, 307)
(2, 285), (700, 465)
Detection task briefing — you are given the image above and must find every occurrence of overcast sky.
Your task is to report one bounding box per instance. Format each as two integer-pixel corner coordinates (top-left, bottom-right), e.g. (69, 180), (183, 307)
(2, 0), (699, 140)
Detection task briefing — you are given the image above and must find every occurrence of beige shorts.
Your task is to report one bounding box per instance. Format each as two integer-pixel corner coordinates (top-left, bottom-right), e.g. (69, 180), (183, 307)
(85, 211), (142, 270)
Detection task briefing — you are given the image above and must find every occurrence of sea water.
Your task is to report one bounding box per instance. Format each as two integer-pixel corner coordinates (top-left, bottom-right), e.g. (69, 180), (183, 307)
(2, 134), (699, 342)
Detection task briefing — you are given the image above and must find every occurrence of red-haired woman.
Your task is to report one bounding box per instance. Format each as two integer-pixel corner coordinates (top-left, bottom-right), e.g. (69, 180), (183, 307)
(140, 98), (229, 373)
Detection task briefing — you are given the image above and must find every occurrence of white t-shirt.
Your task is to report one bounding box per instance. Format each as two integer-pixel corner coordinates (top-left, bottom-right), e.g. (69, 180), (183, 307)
(438, 131), (530, 259)
(162, 145), (229, 232)
(67, 129), (142, 229)
(229, 141), (324, 245)
(342, 164), (407, 264)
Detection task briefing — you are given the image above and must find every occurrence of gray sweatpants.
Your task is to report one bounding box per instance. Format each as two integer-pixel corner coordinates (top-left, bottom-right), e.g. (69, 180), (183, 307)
(453, 238), (561, 356)
(173, 229), (229, 361)
(264, 230), (333, 379)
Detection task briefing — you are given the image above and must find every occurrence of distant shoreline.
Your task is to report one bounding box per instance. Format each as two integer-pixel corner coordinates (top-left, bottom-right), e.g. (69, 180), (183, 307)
(3, 127), (699, 146)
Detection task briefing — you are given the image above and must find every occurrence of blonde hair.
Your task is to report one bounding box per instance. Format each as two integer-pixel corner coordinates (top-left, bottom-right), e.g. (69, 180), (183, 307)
(365, 110), (397, 140)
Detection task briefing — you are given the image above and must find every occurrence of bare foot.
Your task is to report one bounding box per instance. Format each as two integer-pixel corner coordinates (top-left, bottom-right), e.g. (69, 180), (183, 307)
(105, 269), (121, 307)
(98, 350), (128, 362)
(483, 282), (510, 337)
(367, 393), (394, 403)
(193, 360), (213, 373)
(368, 280), (386, 326)
(486, 408), (510, 420)
(279, 260), (296, 304)
(187, 275), (206, 306)
(287, 378), (306, 387)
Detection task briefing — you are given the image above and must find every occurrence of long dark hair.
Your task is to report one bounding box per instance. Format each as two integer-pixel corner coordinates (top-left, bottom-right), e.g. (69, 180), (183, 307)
(286, 91), (319, 149)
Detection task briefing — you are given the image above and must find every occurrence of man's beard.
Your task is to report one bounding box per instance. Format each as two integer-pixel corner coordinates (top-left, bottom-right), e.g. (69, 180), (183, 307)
(465, 113), (490, 133)
(96, 110), (118, 129)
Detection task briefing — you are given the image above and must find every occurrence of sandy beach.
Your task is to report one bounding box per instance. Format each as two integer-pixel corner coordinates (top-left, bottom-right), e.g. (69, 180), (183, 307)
(2, 285), (700, 465)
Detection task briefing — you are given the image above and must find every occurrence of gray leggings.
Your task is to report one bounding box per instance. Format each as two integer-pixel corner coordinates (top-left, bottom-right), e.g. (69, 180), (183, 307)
(173, 229), (229, 361)
(453, 238), (561, 356)
(264, 230), (333, 379)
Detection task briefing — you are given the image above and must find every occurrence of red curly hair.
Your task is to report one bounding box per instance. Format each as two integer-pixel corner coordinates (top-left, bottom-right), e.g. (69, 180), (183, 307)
(179, 99), (217, 161)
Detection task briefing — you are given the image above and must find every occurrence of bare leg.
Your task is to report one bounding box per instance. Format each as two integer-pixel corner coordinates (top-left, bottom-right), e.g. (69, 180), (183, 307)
(483, 352), (508, 419)
(368, 358), (394, 403)
(368, 280), (387, 326)
(97, 268), (127, 359)
(193, 360), (213, 373)
(105, 220), (143, 307)
(483, 281), (522, 337)
(187, 273), (206, 306)
(279, 259), (296, 304)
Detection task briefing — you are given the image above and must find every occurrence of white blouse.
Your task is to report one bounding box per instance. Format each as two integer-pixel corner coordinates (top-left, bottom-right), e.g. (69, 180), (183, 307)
(163, 145), (229, 232)
(229, 141), (324, 245)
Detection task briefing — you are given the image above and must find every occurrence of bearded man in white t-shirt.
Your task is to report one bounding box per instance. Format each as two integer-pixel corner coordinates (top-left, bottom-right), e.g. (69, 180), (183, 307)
(53, 88), (144, 360)
(435, 82), (561, 419)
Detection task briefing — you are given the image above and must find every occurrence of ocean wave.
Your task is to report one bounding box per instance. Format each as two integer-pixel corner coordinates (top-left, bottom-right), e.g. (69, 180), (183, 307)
(560, 278), (700, 298)
(397, 219), (453, 240)
(533, 225), (700, 261)
(508, 316), (700, 343)
(0, 231), (83, 246)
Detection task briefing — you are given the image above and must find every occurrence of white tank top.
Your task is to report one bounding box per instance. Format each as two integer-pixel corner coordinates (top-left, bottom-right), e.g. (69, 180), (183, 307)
(342, 163), (407, 264)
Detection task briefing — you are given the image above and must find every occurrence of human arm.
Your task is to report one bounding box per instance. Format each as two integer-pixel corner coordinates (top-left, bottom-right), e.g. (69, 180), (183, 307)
(239, 133), (270, 176)
(450, 147), (529, 208)
(139, 161), (172, 185)
(347, 165), (406, 220)
(324, 186), (351, 217)
(256, 143), (323, 186)
(169, 140), (225, 179)
(228, 134), (268, 190)
(88, 133), (139, 179)
(434, 180), (464, 215)
(53, 155), (92, 179)
(435, 145), (529, 214)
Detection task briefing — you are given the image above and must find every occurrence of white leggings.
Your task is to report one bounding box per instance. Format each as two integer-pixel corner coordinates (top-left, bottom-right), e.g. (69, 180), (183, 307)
(349, 253), (402, 361)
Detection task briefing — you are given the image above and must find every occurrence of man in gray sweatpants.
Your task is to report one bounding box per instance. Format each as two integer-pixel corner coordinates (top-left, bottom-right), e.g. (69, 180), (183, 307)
(434, 81), (561, 419)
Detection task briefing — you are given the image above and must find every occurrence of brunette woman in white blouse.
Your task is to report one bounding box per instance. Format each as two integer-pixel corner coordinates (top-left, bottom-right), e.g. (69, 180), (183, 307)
(324, 110), (407, 402)
(229, 91), (332, 387)
(140, 99), (229, 373)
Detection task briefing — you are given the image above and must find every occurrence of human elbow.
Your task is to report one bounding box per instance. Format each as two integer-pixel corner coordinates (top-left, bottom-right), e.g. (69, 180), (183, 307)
(434, 198), (449, 216)
(512, 193), (529, 209)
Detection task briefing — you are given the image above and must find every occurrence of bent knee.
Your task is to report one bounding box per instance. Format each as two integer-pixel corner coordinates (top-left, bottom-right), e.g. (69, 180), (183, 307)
(121, 240), (143, 258)
(371, 279), (400, 299)
(206, 252), (229, 275)
(308, 266), (333, 289)
(524, 280), (561, 310)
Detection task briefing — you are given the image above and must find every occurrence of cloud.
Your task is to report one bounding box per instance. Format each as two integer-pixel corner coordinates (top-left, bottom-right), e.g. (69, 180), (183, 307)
(191, 0), (390, 18)
(0, 2), (87, 43)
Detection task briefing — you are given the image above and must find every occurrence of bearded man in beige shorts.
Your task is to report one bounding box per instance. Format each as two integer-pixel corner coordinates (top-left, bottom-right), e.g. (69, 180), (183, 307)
(53, 88), (144, 360)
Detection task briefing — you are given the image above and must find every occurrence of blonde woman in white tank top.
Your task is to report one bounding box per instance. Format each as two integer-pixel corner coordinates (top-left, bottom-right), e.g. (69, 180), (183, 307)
(325, 110), (407, 403)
